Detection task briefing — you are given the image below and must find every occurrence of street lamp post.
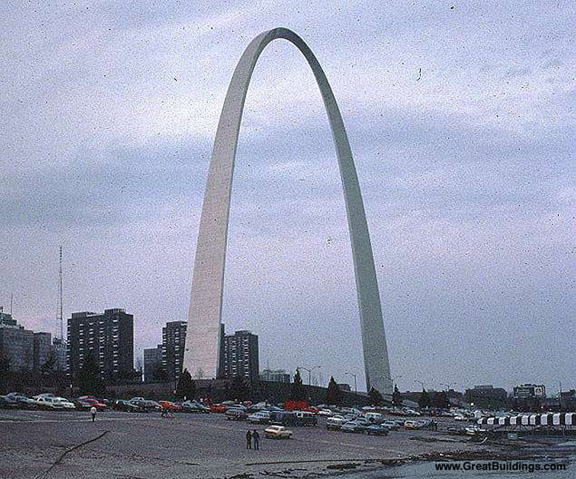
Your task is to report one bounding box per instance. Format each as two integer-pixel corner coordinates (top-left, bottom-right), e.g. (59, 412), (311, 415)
(392, 375), (402, 390)
(298, 365), (321, 386)
(414, 379), (425, 391)
(345, 372), (357, 396)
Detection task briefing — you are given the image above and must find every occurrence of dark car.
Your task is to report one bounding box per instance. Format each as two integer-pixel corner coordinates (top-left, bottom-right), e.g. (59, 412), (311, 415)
(114, 400), (147, 413)
(365, 424), (390, 436)
(181, 401), (210, 413)
(341, 419), (370, 433)
(6, 393), (36, 409)
(143, 400), (161, 411)
(0, 395), (20, 409)
(225, 408), (248, 421)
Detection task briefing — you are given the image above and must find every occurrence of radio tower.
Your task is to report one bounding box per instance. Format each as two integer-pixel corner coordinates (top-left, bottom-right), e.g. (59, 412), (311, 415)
(58, 245), (63, 340)
(52, 246), (67, 372)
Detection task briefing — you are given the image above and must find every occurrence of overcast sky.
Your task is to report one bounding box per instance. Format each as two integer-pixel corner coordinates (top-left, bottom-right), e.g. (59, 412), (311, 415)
(1, 1), (574, 393)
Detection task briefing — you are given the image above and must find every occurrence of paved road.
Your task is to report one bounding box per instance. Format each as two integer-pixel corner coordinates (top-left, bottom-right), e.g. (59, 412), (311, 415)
(0, 410), (487, 479)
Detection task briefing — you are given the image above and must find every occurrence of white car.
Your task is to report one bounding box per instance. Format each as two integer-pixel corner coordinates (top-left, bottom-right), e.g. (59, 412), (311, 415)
(318, 408), (333, 417)
(53, 397), (76, 410)
(404, 420), (421, 429)
(264, 425), (293, 439)
(248, 411), (271, 424)
(364, 412), (383, 422)
(454, 415), (467, 421)
(35, 397), (66, 410)
(326, 415), (347, 430)
(32, 393), (55, 400)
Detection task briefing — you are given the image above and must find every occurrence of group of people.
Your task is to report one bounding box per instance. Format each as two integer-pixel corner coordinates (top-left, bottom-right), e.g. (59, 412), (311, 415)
(245, 430), (260, 450)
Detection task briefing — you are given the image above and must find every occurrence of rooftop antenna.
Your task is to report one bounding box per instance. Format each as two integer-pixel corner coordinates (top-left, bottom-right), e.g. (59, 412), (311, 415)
(58, 245), (63, 340)
(10, 293), (13, 315)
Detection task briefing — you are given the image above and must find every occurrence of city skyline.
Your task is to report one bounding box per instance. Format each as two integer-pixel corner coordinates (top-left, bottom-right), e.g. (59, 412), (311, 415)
(1, 1), (574, 393)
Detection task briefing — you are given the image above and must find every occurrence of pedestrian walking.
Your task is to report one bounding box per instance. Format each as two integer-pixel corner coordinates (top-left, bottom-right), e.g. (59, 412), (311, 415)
(245, 430), (252, 449)
(252, 430), (260, 450)
(90, 406), (97, 422)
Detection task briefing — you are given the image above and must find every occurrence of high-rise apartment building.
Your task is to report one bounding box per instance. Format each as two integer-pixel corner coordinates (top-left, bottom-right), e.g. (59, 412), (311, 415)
(162, 321), (187, 381)
(52, 337), (68, 371)
(221, 330), (259, 380)
(33, 332), (52, 370)
(67, 308), (134, 380)
(0, 312), (34, 371)
(144, 345), (163, 382)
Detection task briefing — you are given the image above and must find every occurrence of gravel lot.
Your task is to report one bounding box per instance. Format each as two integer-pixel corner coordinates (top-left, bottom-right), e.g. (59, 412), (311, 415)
(0, 410), (493, 479)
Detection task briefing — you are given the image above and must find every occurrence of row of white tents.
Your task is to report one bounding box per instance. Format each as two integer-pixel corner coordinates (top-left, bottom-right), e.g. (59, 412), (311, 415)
(477, 413), (576, 427)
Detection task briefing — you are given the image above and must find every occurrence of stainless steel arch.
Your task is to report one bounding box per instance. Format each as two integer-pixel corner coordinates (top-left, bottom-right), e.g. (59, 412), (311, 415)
(183, 28), (392, 394)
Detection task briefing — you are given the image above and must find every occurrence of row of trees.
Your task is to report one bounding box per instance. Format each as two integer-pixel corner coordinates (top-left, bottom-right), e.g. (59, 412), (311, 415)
(0, 352), (70, 395)
(3, 354), (395, 407)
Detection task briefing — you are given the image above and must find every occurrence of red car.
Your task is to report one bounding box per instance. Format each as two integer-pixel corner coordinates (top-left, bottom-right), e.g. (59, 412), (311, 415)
(76, 396), (107, 411)
(209, 404), (228, 414)
(303, 406), (320, 414)
(159, 401), (182, 412)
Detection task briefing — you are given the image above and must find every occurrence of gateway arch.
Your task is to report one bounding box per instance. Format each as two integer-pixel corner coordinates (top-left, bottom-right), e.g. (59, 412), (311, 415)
(183, 28), (392, 395)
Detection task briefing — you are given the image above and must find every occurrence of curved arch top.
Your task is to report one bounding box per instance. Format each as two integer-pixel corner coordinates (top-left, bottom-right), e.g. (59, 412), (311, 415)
(183, 28), (392, 394)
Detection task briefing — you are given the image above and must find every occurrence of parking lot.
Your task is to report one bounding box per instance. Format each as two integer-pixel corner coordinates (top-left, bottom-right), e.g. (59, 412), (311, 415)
(0, 409), (492, 479)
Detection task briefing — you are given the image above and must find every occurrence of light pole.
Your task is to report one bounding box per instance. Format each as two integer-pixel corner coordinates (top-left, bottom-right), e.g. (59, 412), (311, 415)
(345, 372), (357, 396)
(414, 379), (425, 391)
(392, 375), (402, 390)
(298, 366), (321, 386)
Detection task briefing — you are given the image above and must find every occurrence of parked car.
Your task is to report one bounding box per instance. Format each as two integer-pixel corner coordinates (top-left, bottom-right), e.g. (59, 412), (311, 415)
(35, 396), (68, 410)
(270, 410), (317, 427)
(382, 420), (400, 431)
(365, 424), (390, 436)
(113, 399), (146, 412)
(0, 395), (20, 409)
(226, 408), (248, 421)
(181, 401), (210, 413)
(318, 408), (333, 417)
(364, 412), (383, 423)
(404, 419), (430, 429)
(210, 404), (228, 414)
(159, 401), (182, 412)
(53, 397), (76, 410)
(32, 393), (55, 400)
(454, 415), (467, 421)
(326, 416), (347, 430)
(6, 393), (36, 409)
(75, 398), (107, 411)
(341, 419), (370, 433)
(264, 425), (293, 439)
(303, 406), (319, 414)
(143, 400), (161, 411)
(248, 411), (271, 424)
